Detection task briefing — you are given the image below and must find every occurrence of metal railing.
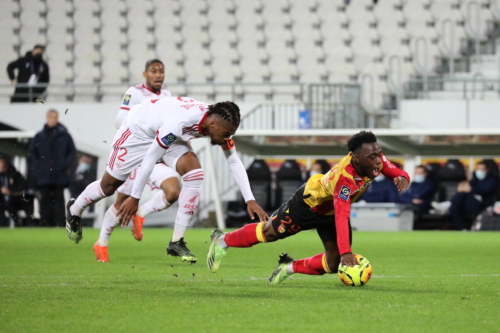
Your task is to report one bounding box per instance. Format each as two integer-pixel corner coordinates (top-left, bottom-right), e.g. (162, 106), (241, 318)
(0, 82), (308, 103)
(403, 77), (498, 100)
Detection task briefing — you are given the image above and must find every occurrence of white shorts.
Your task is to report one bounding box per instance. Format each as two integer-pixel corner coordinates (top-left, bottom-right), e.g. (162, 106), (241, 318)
(106, 127), (194, 181)
(118, 163), (178, 196)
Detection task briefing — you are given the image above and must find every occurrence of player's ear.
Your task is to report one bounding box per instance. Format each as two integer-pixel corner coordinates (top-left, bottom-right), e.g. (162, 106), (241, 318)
(142, 71), (147, 79)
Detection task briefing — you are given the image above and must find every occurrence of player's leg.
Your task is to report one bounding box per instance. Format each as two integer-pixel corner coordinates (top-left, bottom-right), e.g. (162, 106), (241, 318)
(132, 164), (180, 240)
(207, 185), (308, 272)
(93, 191), (130, 262)
(269, 219), (351, 284)
(163, 142), (203, 263)
(66, 172), (124, 244)
(66, 127), (145, 244)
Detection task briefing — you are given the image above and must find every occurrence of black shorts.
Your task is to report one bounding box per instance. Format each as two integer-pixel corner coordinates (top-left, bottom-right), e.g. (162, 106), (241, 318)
(270, 184), (352, 246)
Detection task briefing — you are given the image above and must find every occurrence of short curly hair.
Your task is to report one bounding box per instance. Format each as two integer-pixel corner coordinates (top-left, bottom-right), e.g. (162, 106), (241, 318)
(347, 130), (377, 152)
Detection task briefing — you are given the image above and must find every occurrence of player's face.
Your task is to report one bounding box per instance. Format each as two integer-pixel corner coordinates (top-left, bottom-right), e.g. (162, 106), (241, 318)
(208, 121), (237, 146)
(355, 142), (382, 180)
(143, 63), (165, 91)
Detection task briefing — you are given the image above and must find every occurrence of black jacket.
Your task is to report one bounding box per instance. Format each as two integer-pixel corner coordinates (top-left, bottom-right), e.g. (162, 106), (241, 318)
(7, 51), (50, 85)
(0, 165), (27, 197)
(470, 174), (499, 209)
(29, 124), (76, 187)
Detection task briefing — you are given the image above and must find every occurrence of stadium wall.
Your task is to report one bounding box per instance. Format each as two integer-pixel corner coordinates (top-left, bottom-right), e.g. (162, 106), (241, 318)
(399, 100), (500, 129)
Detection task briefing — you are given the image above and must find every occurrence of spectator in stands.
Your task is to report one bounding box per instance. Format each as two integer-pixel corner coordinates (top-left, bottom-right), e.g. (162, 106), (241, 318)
(29, 109), (76, 227)
(6, 45), (50, 103)
(399, 165), (437, 214)
(309, 159), (331, 177)
(70, 154), (96, 198)
(359, 174), (399, 203)
(432, 161), (498, 230)
(0, 158), (34, 227)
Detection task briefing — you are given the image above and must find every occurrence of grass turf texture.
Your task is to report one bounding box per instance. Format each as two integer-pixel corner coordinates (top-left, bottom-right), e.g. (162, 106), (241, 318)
(1, 229), (499, 333)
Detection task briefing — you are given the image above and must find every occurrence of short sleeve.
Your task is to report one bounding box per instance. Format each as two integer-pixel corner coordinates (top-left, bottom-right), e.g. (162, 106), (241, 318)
(120, 87), (136, 111)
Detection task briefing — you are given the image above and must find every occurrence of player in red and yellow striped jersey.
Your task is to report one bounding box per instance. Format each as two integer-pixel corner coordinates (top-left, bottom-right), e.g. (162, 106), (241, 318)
(207, 131), (410, 284)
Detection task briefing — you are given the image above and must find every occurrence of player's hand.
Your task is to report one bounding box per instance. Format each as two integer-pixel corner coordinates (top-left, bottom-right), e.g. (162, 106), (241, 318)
(11, 79), (17, 85)
(340, 253), (360, 267)
(393, 177), (410, 192)
(246, 200), (269, 221)
(118, 197), (139, 227)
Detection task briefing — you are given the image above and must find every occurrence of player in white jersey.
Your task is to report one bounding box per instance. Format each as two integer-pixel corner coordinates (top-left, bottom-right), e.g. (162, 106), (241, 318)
(66, 97), (269, 264)
(92, 59), (182, 262)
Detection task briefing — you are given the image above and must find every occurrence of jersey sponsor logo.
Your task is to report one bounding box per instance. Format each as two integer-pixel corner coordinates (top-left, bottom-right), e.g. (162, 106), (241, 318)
(151, 99), (159, 103)
(160, 133), (178, 146)
(338, 185), (351, 201)
(123, 94), (131, 105)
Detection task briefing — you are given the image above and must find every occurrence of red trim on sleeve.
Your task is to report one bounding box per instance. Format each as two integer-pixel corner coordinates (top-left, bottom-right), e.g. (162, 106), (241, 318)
(120, 107), (130, 110)
(333, 176), (355, 255)
(155, 135), (169, 149)
(221, 139), (235, 151)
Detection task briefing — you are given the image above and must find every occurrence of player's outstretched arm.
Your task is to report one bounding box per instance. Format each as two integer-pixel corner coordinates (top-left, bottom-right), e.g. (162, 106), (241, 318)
(222, 142), (269, 221)
(118, 141), (166, 226)
(380, 154), (410, 191)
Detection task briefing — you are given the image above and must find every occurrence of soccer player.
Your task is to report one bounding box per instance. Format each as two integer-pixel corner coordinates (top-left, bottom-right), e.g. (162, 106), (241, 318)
(207, 131), (410, 284)
(66, 97), (268, 264)
(93, 59), (180, 262)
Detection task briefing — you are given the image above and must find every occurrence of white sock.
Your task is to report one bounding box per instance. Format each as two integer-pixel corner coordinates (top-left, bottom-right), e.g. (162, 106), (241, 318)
(70, 180), (107, 216)
(172, 169), (204, 242)
(98, 204), (119, 246)
(217, 234), (228, 250)
(139, 191), (171, 218)
(286, 263), (295, 275)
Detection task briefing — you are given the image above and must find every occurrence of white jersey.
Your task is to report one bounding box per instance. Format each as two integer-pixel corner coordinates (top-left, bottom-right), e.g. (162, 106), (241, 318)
(116, 84), (172, 129)
(111, 96), (254, 202)
(124, 96), (210, 148)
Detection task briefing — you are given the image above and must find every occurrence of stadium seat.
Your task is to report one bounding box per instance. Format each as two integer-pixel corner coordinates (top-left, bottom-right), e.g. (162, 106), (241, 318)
(274, 160), (303, 209)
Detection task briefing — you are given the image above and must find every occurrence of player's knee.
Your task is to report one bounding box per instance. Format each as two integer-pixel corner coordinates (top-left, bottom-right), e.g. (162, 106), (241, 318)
(100, 183), (117, 196)
(262, 224), (278, 242)
(164, 188), (180, 204)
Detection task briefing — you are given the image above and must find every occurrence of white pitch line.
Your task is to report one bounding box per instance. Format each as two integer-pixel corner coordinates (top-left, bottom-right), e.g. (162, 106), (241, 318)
(0, 273), (499, 287)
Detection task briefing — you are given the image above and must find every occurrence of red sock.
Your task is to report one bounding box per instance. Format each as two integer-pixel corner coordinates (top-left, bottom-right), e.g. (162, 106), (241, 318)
(224, 223), (263, 248)
(292, 253), (328, 275)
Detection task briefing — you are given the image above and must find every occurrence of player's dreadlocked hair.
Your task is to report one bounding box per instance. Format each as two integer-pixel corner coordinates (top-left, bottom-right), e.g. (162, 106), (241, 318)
(145, 59), (163, 70)
(208, 101), (241, 128)
(347, 130), (377, 153)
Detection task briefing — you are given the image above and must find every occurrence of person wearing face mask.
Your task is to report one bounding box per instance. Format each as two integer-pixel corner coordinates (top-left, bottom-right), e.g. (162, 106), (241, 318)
(308, 160), (331, 178)
(445, 161), (499, 230)
(70, 155), (96, 199)
(6, 45), (50, 103)
(399, 165), (437, 213)
(359, 173), (399, 203)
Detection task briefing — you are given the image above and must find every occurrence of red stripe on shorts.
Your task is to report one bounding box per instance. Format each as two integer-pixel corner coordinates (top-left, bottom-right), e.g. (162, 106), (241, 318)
(109, 129), (131, 170)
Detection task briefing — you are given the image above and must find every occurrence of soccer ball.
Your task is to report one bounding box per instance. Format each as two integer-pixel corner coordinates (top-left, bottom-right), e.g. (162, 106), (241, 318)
(338, 254), (372, 286)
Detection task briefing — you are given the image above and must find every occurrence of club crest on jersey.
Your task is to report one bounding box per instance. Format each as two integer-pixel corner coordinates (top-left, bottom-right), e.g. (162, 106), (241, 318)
(123, 94), (131, 105)
(160, 133), (177, 146)
(338, 185), (351, 201)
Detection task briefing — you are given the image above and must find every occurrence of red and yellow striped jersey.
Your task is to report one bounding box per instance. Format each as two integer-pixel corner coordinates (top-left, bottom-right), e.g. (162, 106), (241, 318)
(303, 153), (409, 255)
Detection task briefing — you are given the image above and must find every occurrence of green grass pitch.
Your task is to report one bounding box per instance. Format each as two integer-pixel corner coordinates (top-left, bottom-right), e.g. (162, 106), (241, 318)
(1, 228), (500, 333)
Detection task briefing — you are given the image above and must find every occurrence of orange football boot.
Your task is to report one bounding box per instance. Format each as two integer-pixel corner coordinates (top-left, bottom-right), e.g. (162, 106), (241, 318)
(132, 214), (144, 241)
(93, 242), (109, 262)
